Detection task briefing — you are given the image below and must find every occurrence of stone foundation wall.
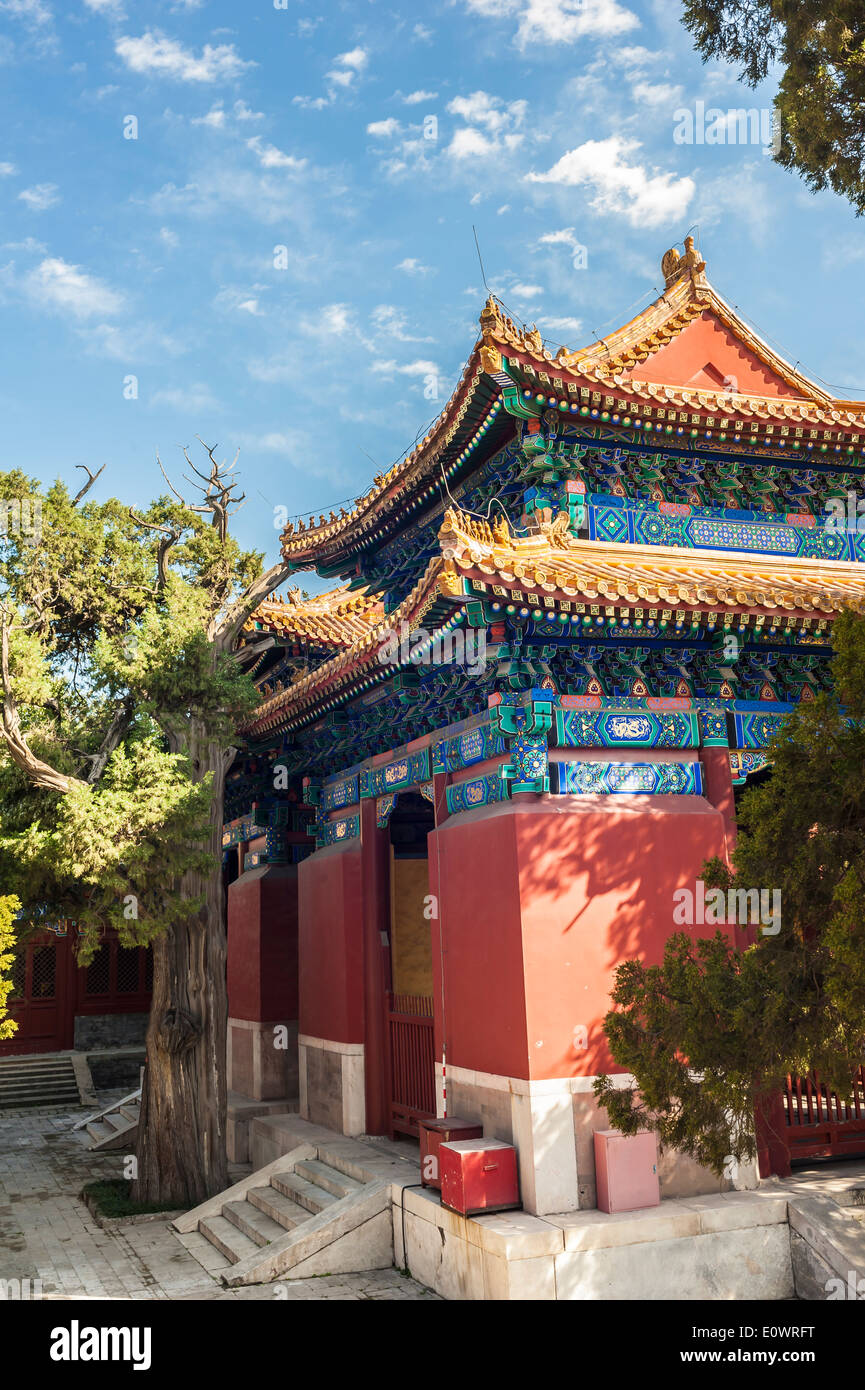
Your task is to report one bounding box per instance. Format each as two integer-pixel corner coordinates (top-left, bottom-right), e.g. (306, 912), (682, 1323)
(73, 1013), (148, 1051)
(446, 1065), (756, 1214)
(298, 1034), (365, 1136)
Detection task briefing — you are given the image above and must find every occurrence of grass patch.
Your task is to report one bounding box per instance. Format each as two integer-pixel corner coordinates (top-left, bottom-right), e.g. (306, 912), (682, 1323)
(81, 1179), (184, 1219)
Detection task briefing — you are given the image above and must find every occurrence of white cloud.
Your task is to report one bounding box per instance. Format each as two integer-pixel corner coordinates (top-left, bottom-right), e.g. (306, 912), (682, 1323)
(538, 315), (583, 339)
(335, 47), (367, 72)
(0, 161), (17, 176)
(191, 103), (226, 129)
(402, 89), (437, 104)
(464, 0), (639, 48)
(158, 226), (179, 247)
(151, 382), (219, 412)
(115, 31), (254, 83)
(296, 45), (369, 108)
(371, 357), (439, 377)
(632, 80), (683, 107)
(18, 182), (60, 210)
(246, 136), (306, 170)
(446, 91), (526, 160)
(538, 226), (589, 267)
(24, 257), (123, 318)
(527, 136), (694, 228)
(371, 304), (433, 342)
(83, 0), (125, 15)
(367, 118), (401, 138)
(0, 0), (52, 26)
(233, 100), (263, 121)
(413, 24), (432, 41)
(396, 257), (434, 276)
(448, 91), (526, 134)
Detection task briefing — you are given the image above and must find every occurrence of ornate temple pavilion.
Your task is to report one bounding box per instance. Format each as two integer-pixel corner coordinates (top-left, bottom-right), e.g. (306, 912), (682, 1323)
(223, 238), (865, 1209)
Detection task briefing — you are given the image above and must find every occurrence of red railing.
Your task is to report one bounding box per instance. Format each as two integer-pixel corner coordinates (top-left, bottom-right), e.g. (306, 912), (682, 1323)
(781, 1067), (865, 1162)
(387, 992), (435, 1137)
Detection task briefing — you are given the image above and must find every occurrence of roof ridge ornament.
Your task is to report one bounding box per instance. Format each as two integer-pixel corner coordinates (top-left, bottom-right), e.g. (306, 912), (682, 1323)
(661, 235), (707, 290)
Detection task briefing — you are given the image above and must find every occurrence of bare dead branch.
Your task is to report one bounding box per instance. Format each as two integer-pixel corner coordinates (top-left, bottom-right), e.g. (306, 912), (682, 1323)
(129, 510), (181, 588)
(72, 463), (106, 507)
(213, 558), (294, 649)
(81, 696), (135, 784)
(156, 452), (189, 506)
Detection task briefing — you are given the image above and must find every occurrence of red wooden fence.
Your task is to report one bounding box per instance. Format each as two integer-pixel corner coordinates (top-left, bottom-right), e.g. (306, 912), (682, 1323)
(387, 992), (435, 1137)
(780, 1068), (865, 1163)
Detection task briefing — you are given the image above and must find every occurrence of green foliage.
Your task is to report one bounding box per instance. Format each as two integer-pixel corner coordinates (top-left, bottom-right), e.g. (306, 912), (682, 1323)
(595, 609), (865, 1173)
(0, 739), (213, 964)
(681, 1), (865, 214)
(82, 1179), (186, 1218)
(0, 893), (20, 1040)
(0, 453), (270, 957)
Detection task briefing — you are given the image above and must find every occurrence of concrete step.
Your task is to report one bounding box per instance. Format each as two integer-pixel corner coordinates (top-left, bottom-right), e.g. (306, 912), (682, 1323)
(86, 1120), (114, 1143)
(222, 1200), (285, 1248)
(198, 1214), (260, 1265)
(271, 1170), (339, 1215)
(293, 1158), (364, 1200)
(0, 1063), (75, 1077)
(0, 1080), (80, 1097)
(246, 1184), (312, 1233)
(0, 1057), (80, 1110)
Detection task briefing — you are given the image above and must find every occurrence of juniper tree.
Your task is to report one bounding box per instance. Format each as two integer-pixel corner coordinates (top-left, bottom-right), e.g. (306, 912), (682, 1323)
(0, 448), (292, 1204)
(681, 1), (865, 215)
(595, 609), (865, 1174)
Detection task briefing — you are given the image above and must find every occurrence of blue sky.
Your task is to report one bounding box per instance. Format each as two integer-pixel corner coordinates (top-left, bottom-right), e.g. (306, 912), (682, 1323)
(2, 0), (865, 582)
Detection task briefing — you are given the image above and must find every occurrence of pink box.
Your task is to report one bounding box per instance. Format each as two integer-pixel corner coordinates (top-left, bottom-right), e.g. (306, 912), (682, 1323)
(593, 1129), (660, 1213)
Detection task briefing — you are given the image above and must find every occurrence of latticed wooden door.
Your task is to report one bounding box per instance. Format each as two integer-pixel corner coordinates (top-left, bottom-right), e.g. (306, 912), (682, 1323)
(1, 932), (70, 1054)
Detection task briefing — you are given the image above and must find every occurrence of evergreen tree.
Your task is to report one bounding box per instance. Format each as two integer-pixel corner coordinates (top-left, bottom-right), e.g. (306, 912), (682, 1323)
(0, 448), (292, 1204)
(681, 1), (865, 214)
(595, 609), (865, 1174)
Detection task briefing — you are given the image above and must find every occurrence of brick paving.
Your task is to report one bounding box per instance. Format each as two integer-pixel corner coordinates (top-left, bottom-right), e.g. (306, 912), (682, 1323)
(0, 1099), (439, 1301)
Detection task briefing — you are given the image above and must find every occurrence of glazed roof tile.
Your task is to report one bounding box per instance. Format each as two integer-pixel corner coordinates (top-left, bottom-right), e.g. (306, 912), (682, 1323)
(279, 239), (865, 570)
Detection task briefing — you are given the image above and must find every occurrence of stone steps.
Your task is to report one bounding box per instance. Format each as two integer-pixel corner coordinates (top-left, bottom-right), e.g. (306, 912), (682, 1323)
(0, 1055), (81, 1109)
(82, 1096), (141, 1151)
(173, 1132), (402, 1284)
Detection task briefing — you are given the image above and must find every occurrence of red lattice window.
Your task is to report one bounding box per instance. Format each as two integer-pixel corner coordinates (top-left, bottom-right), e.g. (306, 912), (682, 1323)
(9, 949), (25, 1000)
(31, 945), (56, 999)
(116, 946), (140, 994)
(85, 945), (110, 995)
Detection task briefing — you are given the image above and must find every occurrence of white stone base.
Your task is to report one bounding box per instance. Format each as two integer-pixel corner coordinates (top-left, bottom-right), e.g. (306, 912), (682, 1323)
(298, 1034), (365, 1136)
(444, 1064), (755, 1214)
(394, 1184), (793, 1300)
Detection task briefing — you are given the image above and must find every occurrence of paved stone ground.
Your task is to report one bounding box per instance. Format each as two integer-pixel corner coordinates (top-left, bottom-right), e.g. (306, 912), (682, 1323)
(0, 1098), (439, 1301)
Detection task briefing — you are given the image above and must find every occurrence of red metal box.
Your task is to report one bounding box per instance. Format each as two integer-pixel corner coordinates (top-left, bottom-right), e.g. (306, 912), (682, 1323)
(418, 1118), (484, 1189)
(439, 1138), (520, 1216)
(593, 1129), (660, 1214)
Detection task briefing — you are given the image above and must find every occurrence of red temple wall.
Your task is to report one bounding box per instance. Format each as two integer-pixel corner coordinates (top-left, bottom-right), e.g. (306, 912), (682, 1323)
(227, 865), (299, 1023)
(297, 839), (365, 1045)
(431, 794), (731, 1082)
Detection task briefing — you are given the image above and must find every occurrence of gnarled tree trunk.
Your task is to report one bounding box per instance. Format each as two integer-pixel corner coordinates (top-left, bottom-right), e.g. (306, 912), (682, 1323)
(132, 722), (230, 1206)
